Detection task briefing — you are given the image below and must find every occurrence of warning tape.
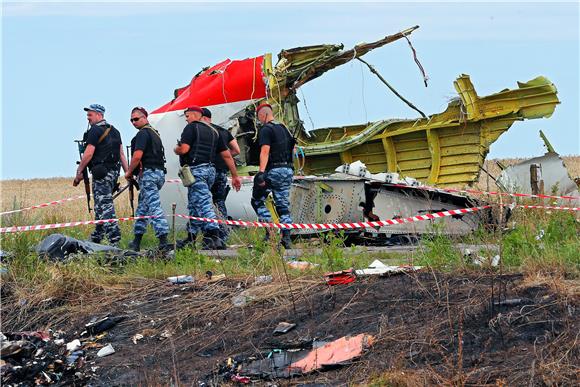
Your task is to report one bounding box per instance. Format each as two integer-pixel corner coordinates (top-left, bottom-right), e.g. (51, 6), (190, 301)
(0, 195), (86, 216)
(0, 207), (488, 234)
(0, 215), (159, 234)
(176, 206), (490, 230)
(3, 176), (577, 218)
(1, 203), (578, 234)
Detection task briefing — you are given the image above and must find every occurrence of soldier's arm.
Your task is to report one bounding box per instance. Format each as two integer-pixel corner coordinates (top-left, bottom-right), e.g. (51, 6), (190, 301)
(258, 145), (270, 172)
(220, 150), (241, 191)
(76, 144), (95, 174)
(120, 144), (129, 173)
(228, 139), (240, 157)
(174, 143), (190, 155)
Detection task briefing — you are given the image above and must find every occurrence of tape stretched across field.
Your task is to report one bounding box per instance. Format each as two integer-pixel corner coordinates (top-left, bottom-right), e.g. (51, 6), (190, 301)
(2, 204), (579, 234)
(0, 206), (490, 234)
(2, 177), (579, 217)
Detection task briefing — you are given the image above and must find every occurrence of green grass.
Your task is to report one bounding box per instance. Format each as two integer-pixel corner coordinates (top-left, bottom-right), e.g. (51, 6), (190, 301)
(1, 208), (578, 308)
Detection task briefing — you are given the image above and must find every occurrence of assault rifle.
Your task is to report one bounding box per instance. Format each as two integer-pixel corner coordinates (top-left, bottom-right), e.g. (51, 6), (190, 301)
(74, 140), (92, 213)
(125, 145), (139, 217)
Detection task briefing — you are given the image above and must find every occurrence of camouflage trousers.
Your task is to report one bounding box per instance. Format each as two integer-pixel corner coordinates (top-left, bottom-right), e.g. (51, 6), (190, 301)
(91, 168), (121, 244)
(211, 169), (230, 240)
(134, 168), (170, 237)
(251, 167), (294, 236)
(187, 164), (219, 234)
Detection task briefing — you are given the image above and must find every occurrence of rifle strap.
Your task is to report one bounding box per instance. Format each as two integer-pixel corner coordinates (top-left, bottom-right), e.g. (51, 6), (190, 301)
(97, 126), (112, 144)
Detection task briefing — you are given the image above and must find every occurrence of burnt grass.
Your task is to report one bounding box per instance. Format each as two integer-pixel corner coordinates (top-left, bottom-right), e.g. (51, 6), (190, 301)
(2, 272), (579, 386)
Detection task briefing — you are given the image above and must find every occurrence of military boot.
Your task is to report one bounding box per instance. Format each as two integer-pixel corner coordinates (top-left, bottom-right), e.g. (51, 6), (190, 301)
(157, 234), (171, 252)
(281, 232), (292, 249)
(177, 232), (197, 249)
(202, 229), (226, 250)
(128, 234), (143, 251)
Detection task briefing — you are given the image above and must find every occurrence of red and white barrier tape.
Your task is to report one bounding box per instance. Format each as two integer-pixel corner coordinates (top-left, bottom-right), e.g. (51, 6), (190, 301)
(0, 215), (159, 234)
(1, 206), (488, 234)
(387, 184), (580, 202)
(0, 195), (86, 216)
(2, 203), (578, 234)
(517, 205), (580, 211)
(176, 206), (490, 230)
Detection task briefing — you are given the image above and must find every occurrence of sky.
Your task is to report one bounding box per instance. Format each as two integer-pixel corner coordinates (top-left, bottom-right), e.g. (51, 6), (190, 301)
(1, 1), (579, 180)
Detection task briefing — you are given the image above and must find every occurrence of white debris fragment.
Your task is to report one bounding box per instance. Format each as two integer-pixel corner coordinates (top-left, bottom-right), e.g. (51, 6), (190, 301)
(355, 259), (423, 276)
(66, 339), (81, 352)
(97, 344), (115, 357)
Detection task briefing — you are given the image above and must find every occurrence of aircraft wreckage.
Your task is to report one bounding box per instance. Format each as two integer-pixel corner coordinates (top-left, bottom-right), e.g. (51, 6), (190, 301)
(148, 26), (560, 240)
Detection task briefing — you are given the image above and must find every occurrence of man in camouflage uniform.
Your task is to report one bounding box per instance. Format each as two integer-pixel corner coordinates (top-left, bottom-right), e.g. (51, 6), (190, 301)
(174, 106), (242, 250)
(125, 107), (170, 251)
(251, 103), (295, 249)
(201, 107), (240, 241)
(73, 104), (128, 245)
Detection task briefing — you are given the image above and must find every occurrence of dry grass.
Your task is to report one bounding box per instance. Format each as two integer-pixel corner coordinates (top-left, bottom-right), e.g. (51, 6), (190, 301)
(0, 177), (133, 221)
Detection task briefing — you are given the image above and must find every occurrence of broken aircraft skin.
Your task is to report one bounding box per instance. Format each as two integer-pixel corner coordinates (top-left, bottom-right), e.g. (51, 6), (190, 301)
(148, 25), (555, 236)
(497, 132), (580, 207)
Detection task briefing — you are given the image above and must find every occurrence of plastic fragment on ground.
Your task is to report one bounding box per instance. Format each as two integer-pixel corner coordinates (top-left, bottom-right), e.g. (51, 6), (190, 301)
(96, 344), (115, 357)
(167, 275), (194, 284)
(354, 260), (423, 276)
(287, 260), (319, 270)
(273, 322), (297, 335)
(324, 269), (356, 285)
(288, 334), (375, 373)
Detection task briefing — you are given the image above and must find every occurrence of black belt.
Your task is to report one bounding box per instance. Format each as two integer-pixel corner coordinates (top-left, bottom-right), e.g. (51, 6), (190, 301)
(267, 162), (293, 170)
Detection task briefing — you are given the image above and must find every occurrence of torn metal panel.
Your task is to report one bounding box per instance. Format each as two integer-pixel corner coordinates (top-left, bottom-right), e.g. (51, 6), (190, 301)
(271, 26), (419, 95)
(293, 75), (559, 187)
(497, 152), (580, 206)
(287, 175), (492, 237)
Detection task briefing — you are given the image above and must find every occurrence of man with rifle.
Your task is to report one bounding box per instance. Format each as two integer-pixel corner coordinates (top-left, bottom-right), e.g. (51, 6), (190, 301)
(125, 107), (170, 252)
(73, 104), (128, 246)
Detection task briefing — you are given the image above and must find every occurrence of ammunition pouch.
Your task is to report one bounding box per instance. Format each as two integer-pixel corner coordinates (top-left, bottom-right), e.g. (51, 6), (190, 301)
(91, 163), (109, 180)
(178, 165), (195, 187)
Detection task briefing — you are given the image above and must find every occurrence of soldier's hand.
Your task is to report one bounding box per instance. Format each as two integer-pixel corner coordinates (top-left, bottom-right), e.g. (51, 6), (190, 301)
(254, 172), (266, 187)
(73, 172), (83, 186)
(124, 172), (133, 181)
(231, 176), (242, 192)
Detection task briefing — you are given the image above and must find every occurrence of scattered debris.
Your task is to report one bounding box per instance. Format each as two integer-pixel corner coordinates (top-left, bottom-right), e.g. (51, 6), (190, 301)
(354, 259), (422, 276)
(325, 269), (356, 285)
(464, 249), (500, 267)
(85, 315), (126, 336)
(66, 339), (81, 352)
(232, 291), (257, 307)
(167, 275), (194, 284)
(96, 344), (115, 357)
(287, 260), (319, 270)
(160, 330), (172, 339)
(273, 322), (297, 336)
(131, 334), (144, 344)
(289, 334), (374, 373)
(253, 275), (273, 285)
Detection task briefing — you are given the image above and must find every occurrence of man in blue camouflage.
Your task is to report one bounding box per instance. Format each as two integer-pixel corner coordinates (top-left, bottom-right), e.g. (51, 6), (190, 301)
(125, 107), (170, 251)
(73, 104), (128, 246)
(251, 103), (296, 249)
(174, 106), (242, 250)
(201, 107), (240, 241)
